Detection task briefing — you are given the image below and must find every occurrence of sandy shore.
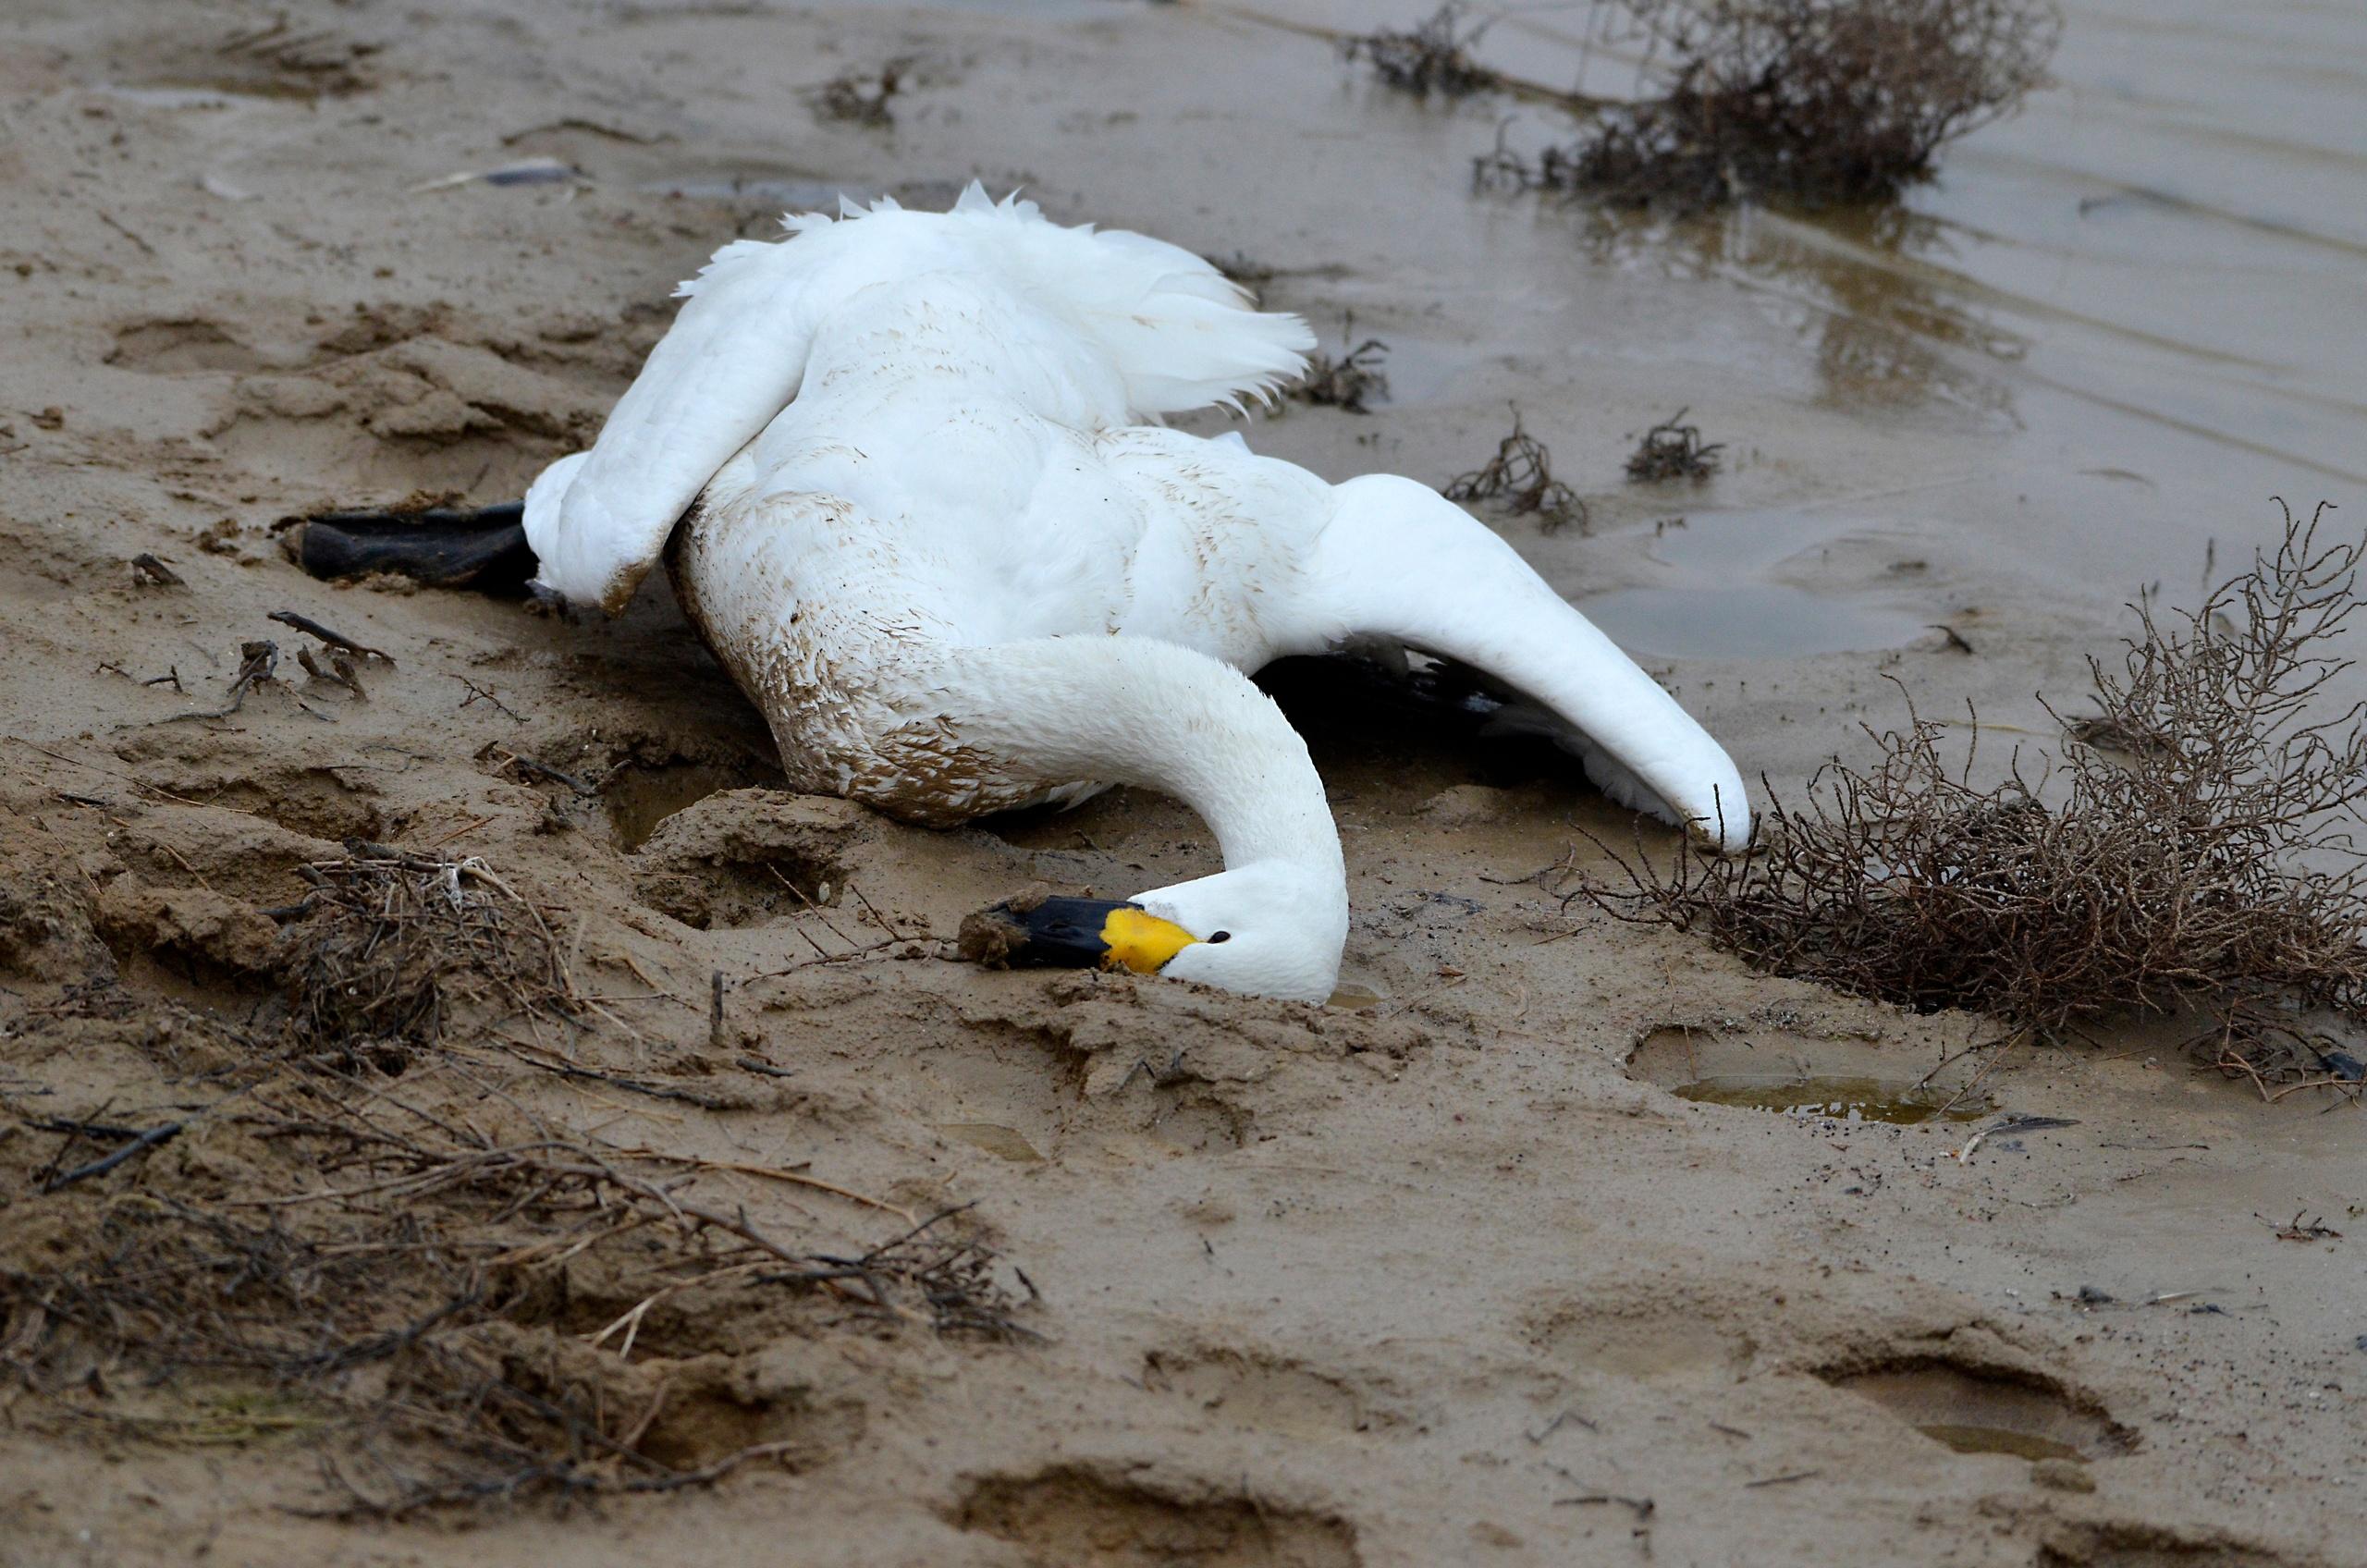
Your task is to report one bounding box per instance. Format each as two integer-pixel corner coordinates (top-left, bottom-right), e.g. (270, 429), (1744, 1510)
(2, 2), (2361, 1564)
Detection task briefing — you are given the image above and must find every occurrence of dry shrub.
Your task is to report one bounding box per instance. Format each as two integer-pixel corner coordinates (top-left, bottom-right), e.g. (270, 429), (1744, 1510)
(1444, 408), (1588, 533)
(1588, 503), (2367, 1091)
(1488, 0), (2060, 206)
(1625, 408), (1724, 481)
(1344, 4), (1500, 98)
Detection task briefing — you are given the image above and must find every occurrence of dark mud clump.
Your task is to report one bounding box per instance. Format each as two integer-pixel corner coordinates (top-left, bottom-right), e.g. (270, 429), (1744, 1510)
(1444, 409), (1588, 533)
(1588, 502), (2367, 1092)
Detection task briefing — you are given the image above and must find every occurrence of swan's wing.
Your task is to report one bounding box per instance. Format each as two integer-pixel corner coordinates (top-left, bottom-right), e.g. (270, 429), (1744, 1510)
(522, 225), (850, 613)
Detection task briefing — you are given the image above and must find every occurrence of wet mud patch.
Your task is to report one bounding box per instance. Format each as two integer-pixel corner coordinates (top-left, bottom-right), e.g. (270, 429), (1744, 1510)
(951, 1464), (1361, 1568)
(1820, 1356), (2134, 1461)
(1628, 1025), (1992, 1124)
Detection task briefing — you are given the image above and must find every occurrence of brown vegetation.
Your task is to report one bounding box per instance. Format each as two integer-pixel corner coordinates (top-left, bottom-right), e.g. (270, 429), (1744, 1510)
(1343, 4), (1500, 98)
(1588, 503), (2367, 1091)
(1479, 0), (2061, 207)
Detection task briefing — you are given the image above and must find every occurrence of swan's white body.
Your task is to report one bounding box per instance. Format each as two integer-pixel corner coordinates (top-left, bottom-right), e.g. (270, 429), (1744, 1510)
(524, 187), (1749, 1001)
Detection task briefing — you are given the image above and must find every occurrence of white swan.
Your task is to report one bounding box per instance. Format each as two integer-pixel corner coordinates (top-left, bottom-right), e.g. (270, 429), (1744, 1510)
(375, 187), (1750, 1001)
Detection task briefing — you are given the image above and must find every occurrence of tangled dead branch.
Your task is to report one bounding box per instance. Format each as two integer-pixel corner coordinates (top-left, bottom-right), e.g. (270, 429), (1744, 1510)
(1483, 0), (2060, 207)
(1444, 409), (1588, 533)
(1343, 4), (1500, 98)
(1587, 502), (2367, 1091)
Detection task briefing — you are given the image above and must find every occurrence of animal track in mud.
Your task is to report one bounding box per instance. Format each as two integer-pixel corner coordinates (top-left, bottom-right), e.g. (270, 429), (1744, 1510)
(1533, 1300), (1756, 1383)
(107, 319), (276, 375)
(951, 1465), (1361, 1568)
(1819, 1354), (2135, 1462)
(1141, 1348), (1405, 1439)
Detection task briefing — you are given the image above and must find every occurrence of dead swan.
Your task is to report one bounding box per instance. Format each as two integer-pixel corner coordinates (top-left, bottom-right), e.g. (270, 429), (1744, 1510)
(305, 187), (1750, 1002)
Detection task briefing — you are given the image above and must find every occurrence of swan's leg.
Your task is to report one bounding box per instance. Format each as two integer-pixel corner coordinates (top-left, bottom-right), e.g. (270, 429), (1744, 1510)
(1300, 473), (1751, 849)
(294, 501), (537, 592)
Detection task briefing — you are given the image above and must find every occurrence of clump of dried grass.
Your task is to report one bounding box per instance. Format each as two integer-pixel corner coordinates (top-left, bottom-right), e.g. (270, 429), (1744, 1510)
(1588, 503), (2367, 1091)
(1485, 0), (2060, 207)
(1625, 408), (1724, 481)
(283, 842), (575, 1073)
(1444, 408), (1588, 533)
(1344, 4), (1500, 98)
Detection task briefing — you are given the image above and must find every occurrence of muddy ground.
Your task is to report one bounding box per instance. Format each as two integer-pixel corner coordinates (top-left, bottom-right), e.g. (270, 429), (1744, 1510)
(1, 2), (2361, 1565)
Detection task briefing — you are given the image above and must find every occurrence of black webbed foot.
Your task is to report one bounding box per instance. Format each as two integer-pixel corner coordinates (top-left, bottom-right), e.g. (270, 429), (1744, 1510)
(293, 501), (536, 593)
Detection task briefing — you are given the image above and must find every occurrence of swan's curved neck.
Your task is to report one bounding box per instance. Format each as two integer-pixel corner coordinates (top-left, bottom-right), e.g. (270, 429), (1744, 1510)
(938, 636), (1343, 877)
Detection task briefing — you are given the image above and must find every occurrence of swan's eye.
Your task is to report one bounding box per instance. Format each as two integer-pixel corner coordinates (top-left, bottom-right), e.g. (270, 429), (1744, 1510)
(1206, 931), (1232, 944)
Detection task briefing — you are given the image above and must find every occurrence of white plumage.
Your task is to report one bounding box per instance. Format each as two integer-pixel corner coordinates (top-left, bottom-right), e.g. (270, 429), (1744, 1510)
(524, 185), (1750, 1001)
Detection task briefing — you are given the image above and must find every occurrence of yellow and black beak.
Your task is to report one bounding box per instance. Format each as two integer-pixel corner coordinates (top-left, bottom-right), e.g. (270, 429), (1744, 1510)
(957, 895), (1202, 976)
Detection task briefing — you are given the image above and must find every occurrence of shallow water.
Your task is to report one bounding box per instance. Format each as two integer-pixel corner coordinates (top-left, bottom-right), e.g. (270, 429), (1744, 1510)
(1229, 0), (2366, 655)
(1671, 1073), (1991, 1125)
(1918, 1424), (2089, 1463)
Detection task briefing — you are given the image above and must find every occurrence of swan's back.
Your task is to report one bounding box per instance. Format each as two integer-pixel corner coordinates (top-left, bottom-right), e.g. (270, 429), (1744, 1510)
(522, 186), (1316, 614)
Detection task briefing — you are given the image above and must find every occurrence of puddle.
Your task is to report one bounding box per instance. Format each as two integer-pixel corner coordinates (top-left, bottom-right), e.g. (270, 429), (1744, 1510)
(1576, 584), (1932, 660)
(1671, 1073), (1988, 1125)
(1325, 982), (1384, 1011)
(1630, 1027), (1991, 1123)
(1919, 1423), (2088, 1463)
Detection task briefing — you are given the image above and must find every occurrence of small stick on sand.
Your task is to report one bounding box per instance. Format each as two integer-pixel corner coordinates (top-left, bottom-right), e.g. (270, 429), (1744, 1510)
(270, 608), (395, 665)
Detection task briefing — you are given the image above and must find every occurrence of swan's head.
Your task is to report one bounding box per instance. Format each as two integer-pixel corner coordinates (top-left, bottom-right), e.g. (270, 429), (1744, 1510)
(958, 862), (1347, 1004)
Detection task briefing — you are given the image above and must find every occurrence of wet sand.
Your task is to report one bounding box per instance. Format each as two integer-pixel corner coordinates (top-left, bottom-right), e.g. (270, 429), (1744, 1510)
(2, 1), (2362, 1563)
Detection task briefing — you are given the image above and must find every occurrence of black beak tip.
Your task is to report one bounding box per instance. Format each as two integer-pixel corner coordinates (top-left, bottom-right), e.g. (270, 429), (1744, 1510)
(957, 894), (1137, 970)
